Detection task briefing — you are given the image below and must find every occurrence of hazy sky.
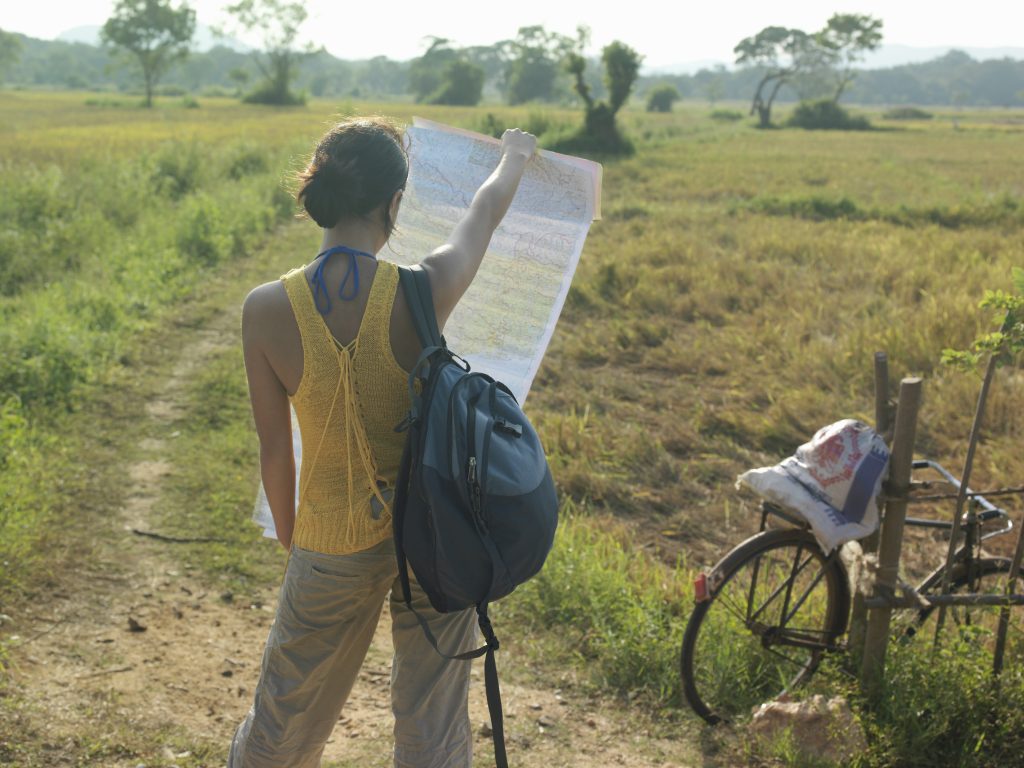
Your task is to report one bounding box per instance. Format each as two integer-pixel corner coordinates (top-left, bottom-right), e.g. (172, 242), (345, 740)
(6, 0), (1023, 69)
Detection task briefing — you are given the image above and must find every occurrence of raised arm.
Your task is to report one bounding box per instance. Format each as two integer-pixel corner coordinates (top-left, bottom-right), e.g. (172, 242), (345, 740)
(420, 128), (537, 329)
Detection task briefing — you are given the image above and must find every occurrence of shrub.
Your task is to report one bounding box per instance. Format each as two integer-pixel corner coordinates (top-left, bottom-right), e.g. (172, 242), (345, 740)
(646, 83), (680, 113)
(710, 108), (744, 122)
(151, 141), (204, 199)
(883, 106), (934, 120)
(243, 83), (306, 106)
(155, 84), (188, 97)
(788, 99), (872, 131)
(474, 112), (505, 139)
(177, 195), (230, 266)
(224, 143), (269, 180)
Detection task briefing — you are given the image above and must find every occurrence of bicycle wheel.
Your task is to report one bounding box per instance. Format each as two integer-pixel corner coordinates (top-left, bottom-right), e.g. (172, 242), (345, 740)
(680, 528), (851, 725)
(901, 557), (1021, 653)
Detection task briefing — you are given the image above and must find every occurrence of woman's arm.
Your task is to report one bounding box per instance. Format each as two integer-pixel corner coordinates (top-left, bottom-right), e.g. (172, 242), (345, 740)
(241, 286), (295, 551)
(420, 128), (537, 329)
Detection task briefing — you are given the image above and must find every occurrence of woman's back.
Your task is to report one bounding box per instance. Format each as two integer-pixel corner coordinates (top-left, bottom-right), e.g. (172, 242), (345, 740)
(275, 257), (410, 553)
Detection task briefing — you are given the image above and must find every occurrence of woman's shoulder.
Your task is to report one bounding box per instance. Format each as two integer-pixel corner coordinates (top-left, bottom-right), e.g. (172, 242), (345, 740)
(242, 277), (295, 334)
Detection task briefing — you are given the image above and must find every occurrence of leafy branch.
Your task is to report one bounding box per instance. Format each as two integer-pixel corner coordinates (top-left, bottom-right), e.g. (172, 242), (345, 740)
(942, 267), (1024, 372)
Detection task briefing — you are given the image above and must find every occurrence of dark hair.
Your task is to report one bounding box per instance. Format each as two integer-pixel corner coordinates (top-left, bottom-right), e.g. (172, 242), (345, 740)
(296, 117), (409, 235)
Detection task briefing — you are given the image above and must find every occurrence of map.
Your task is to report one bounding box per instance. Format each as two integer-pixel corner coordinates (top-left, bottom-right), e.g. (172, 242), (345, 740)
(253, 117), (602, 538)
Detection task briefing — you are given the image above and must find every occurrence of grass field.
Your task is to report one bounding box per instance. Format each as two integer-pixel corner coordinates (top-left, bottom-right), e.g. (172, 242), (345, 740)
(1, 90), (1023, 766)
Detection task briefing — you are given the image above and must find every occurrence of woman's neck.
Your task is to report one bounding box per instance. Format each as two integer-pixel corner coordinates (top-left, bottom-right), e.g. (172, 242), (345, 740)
(320, 219), (383, 257)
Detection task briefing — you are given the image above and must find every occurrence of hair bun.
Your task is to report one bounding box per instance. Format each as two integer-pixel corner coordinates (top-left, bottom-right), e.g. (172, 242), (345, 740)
(295, 117), (409, 233)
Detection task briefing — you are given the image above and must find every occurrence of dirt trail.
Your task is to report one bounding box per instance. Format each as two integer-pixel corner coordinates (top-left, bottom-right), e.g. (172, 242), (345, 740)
(2, 298), (701, 767)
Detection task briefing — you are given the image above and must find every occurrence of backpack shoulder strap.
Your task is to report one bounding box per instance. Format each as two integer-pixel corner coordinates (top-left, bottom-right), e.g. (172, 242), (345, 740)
(397, 264), (443, 349)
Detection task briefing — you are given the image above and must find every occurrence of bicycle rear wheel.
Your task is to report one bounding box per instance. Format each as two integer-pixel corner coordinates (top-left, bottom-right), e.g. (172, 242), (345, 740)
(681, 528), (850, 725)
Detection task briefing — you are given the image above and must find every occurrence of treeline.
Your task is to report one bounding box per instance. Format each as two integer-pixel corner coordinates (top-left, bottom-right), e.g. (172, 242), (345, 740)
(644, 50), (1024, 108)
(4, 31), (1024, 107)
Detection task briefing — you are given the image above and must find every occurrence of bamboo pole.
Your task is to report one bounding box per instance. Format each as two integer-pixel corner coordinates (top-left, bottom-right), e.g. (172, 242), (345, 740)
(848, 352), (890, 665)
(932, 347), (1002, 645)
(861, 377), (923, 698)
(993, 513), (1024, 675)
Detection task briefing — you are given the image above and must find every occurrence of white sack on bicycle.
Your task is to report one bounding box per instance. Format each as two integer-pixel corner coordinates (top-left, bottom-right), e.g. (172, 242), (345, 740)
(736, 419), (890, 553)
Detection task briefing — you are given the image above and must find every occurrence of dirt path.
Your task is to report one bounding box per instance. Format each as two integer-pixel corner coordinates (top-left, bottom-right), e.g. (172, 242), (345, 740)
(1, 234), (704, 767)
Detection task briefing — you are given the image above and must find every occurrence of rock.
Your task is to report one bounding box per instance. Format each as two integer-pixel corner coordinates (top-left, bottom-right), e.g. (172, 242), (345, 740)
(127, 616), (147, 633)
(220, 591), (234, 603)
(537, 716), (556, 729)
(479, 721), (493, 737)
(748, 695), (867, 764)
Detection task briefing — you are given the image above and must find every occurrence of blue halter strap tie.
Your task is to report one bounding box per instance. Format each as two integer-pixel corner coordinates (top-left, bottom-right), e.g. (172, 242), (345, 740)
(311, 245), (376, 315)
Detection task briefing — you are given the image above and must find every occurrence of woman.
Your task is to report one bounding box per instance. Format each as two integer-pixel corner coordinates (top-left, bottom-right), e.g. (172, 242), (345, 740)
(229, 118), (536, 767)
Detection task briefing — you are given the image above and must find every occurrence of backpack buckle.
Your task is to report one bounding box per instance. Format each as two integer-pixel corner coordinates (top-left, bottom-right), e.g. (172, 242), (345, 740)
(495, 417), (523, 437)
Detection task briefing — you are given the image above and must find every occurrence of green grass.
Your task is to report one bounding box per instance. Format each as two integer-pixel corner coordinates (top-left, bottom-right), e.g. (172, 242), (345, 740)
(157, 346), (284, 595)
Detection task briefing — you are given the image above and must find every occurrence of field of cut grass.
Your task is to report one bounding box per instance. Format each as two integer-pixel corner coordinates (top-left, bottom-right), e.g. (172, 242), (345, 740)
(1, 91), (1023, 766)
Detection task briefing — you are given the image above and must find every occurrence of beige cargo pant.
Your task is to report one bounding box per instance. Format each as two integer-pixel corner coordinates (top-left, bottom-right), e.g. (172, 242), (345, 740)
(228, 538), (478, 767)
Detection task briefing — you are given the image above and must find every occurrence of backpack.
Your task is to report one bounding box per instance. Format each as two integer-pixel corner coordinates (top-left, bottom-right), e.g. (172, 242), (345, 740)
(392, 264), (559, 768)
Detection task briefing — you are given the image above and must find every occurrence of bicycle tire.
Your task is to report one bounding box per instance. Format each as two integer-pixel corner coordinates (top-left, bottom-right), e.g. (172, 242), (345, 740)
(680, 527), (851, 725)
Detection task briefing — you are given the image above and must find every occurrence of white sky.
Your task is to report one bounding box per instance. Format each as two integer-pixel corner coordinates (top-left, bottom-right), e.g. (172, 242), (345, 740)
(5, 0), (1024, 69)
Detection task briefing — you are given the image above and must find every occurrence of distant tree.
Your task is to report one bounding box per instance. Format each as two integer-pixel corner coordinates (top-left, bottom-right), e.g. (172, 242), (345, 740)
(703, 65), (728, 105)
(430, 59), (485, 105)
(228, 66), (249, 96)
(226, 0), (308, 105)
(565, 38), (643, 152)
(734, 26), (812, 128)
(408, 37), (459, 102)
(646, 83), (679, 112)
(816, 13), (883, 102)
(505, 25), (576, 104)
(0, 29), (23, 84)
(100, 0), (196, 107)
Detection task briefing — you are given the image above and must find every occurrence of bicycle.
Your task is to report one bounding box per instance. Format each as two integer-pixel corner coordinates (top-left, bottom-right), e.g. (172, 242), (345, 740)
(680, 459), (1019, 725)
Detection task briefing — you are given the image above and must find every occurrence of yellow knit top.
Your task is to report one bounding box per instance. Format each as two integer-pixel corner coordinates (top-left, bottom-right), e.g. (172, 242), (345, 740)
(281, 260), (409, 555)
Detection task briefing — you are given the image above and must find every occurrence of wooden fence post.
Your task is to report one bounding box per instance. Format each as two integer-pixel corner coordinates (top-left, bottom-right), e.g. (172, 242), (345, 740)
(848, 352), (890, 665)
(860, 377), (923, 698)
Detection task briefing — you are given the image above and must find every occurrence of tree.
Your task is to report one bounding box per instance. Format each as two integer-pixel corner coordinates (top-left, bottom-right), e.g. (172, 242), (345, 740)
(228, 66), (250, 96)
(703, 65), (728, 106)
(429, 59), (485, 106)
(408, 37), (459, 102)
(504, 25), (576, 105)
(0, 29), (22, 84)
(734, 26), (811, 128)
(100, 0), (196, 107)
(646, 83), (679, 113)
(226, 0), (308, 105)
(817, 13), (883, 102)
(565, 39), (643, 153)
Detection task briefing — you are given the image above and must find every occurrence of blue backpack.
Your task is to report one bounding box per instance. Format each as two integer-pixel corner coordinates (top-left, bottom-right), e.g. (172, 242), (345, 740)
(393, 265), (559, 768)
